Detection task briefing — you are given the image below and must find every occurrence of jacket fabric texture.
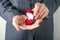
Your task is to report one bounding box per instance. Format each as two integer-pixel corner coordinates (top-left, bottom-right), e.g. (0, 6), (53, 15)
(0, 0), (60, 40)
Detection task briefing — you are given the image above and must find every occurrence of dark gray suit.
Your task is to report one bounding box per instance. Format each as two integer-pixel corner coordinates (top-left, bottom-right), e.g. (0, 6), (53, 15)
(0, 0), (60, 40)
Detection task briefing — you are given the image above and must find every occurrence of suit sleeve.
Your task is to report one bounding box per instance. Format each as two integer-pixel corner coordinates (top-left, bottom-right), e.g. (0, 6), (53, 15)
(0, 0), (23, 22)
(43, 0), (59, 16)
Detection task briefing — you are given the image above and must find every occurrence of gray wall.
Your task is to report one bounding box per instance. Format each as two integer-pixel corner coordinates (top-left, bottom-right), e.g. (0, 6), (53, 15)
(53, 6), (60, 40)
(0, 16), (6, 40)
(0, 6), (60, 40)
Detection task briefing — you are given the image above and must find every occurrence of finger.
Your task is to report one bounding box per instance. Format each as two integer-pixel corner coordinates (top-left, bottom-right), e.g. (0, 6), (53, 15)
(21, 15), (28, 20)
(35, 4), (45, 19)
(20, 19), (43, 30)
(30, 24), (40, 30)
(20, 19), (41, 30)
(39, 7), (49, 18)
(12, 18), (21, 31)
(38, 8), (46, 19)
(39, 8), (46, 18)
(12, 22), (20, 31)
(20, 26), (26, 30)
(28, 19), (42, 29)
(20, 24), (40, 30)
(40, 8), (49, 19)
(34, 3), (41, 16)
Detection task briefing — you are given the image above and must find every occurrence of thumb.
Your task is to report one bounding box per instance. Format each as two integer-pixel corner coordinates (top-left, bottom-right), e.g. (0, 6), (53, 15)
(12, 22), (20, 31)
(33, 3), (41, 16)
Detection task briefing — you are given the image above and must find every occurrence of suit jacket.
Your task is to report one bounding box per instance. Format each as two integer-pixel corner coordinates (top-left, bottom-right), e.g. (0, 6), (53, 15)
(0, 0), (60, 40)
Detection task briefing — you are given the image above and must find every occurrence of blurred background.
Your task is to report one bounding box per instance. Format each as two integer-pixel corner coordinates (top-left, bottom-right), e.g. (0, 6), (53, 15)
(53, 6), (60, 40)
(0, 6), (60, 40)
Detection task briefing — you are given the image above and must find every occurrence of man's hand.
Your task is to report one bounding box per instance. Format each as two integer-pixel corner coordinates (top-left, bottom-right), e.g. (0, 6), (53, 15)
(20, 3), (49, 30)
(12, 3), (49, 31)
(12, 15), (27, 31)
(20, 19), (42, 30)
(33, 3), (49, 19)
(12, 15), (42, 31)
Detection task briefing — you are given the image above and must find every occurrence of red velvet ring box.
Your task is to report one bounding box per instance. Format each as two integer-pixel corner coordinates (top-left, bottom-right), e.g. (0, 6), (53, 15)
(25, 10), (35, 25)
